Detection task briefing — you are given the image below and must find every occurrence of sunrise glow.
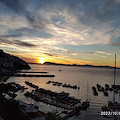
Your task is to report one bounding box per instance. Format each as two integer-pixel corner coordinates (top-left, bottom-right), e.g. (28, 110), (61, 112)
(39, 58), (45, 64)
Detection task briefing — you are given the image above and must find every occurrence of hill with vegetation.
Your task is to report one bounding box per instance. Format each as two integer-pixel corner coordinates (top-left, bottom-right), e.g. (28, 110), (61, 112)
(0, 49), (30, 75)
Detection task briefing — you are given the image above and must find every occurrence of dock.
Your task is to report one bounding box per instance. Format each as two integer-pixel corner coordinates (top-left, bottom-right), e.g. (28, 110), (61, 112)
(62, 102), (90, 120)
(62, 108), (82, 120)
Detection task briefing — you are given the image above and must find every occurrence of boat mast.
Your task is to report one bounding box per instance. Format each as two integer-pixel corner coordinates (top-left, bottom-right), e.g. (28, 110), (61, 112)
(113, 54), (116, 103)
(87, 82), (89, 101)
(114, 54), (116, 86)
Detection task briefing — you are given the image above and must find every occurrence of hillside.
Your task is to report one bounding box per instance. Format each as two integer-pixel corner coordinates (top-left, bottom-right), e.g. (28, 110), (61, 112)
(0, 49), (30, 75)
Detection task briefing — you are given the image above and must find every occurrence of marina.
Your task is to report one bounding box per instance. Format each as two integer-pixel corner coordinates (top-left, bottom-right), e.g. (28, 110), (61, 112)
(0, 0), (120, 119)
(24, 81), (85, 110)
(3, 64), (120, 120)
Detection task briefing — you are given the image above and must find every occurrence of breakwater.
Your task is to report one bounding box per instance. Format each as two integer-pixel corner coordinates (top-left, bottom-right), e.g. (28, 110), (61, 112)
(17, 71), (48, 73)
(0, 74), (55, 77)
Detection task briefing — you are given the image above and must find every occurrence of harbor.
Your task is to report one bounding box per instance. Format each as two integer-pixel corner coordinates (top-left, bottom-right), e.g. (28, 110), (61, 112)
(0, 0), (120, 119)
(1, 64), (120, 120)
(24, 81), (89, 110)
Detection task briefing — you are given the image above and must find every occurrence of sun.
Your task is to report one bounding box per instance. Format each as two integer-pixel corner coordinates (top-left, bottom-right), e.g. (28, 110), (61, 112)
(39, 58), (45, 64)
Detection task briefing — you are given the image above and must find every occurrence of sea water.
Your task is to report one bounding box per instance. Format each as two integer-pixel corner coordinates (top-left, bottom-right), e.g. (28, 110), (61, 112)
(6, 64), (120, 120)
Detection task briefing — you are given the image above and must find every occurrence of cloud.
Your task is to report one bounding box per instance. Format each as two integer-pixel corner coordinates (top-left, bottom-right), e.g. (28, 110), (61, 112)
(0, 36), (37, 47)
(44, 53), (55, 57)
(38, 6), (113, 46)
(109, 42), (120, 46)
(26, 15), (48, 29)
(100, 56), (107, 58)
(43, 52), (71, 63)
(44, 52), (67, 59)
(0, 0), (116, 47)
(43, 51), (94, 64)
(115, 0), (120, 3)
(94, 0), (120, 22)
(14, 40), (37, 47)
(82, 51), (111, 56)
(64, 51), (78, 55)
(0, 0), (48, 29)
(0, 34), (20, 38)
(82, 52), (97, 55)
(0, 0), (120, 66)
(0, 0), (24, 13)
(96, 51), (111, 55)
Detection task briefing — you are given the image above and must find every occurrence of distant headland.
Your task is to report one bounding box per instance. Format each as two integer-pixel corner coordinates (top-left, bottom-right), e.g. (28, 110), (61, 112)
(29, 62), (119, 69)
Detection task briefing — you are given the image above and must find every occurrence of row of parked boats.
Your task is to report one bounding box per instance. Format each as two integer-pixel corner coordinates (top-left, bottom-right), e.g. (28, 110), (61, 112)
(25, 91), (75, 110)
(24, 81), (90, 116)
(24, 81), (83, 110)
(92, 83), (120, 97)
(97, 84), (108, 96)
(92, 84), (109, 96)
(10, 82), (28, 92)
(46, 81), (80, 90)
(25, 81), (38, 89)
(111, 84), (120, 93)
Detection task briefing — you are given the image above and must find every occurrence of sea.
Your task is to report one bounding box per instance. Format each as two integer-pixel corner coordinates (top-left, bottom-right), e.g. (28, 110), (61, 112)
(6, 64), (120, 120)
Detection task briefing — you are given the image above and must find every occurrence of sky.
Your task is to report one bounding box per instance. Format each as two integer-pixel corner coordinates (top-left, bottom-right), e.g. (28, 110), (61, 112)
(0, 0), (120, 67)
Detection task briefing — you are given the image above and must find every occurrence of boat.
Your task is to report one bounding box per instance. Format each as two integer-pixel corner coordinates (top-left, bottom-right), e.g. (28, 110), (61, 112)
(102, 54), (120, 111)
(46, 81), (51, 84)
(103, 90), (108, 96)
(105, 84), (109, 90)
(92, 87), (98, 96)
(86, 82), (90, 108)
(82, 82), (90, 110)
(82, 100), (90, 110)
